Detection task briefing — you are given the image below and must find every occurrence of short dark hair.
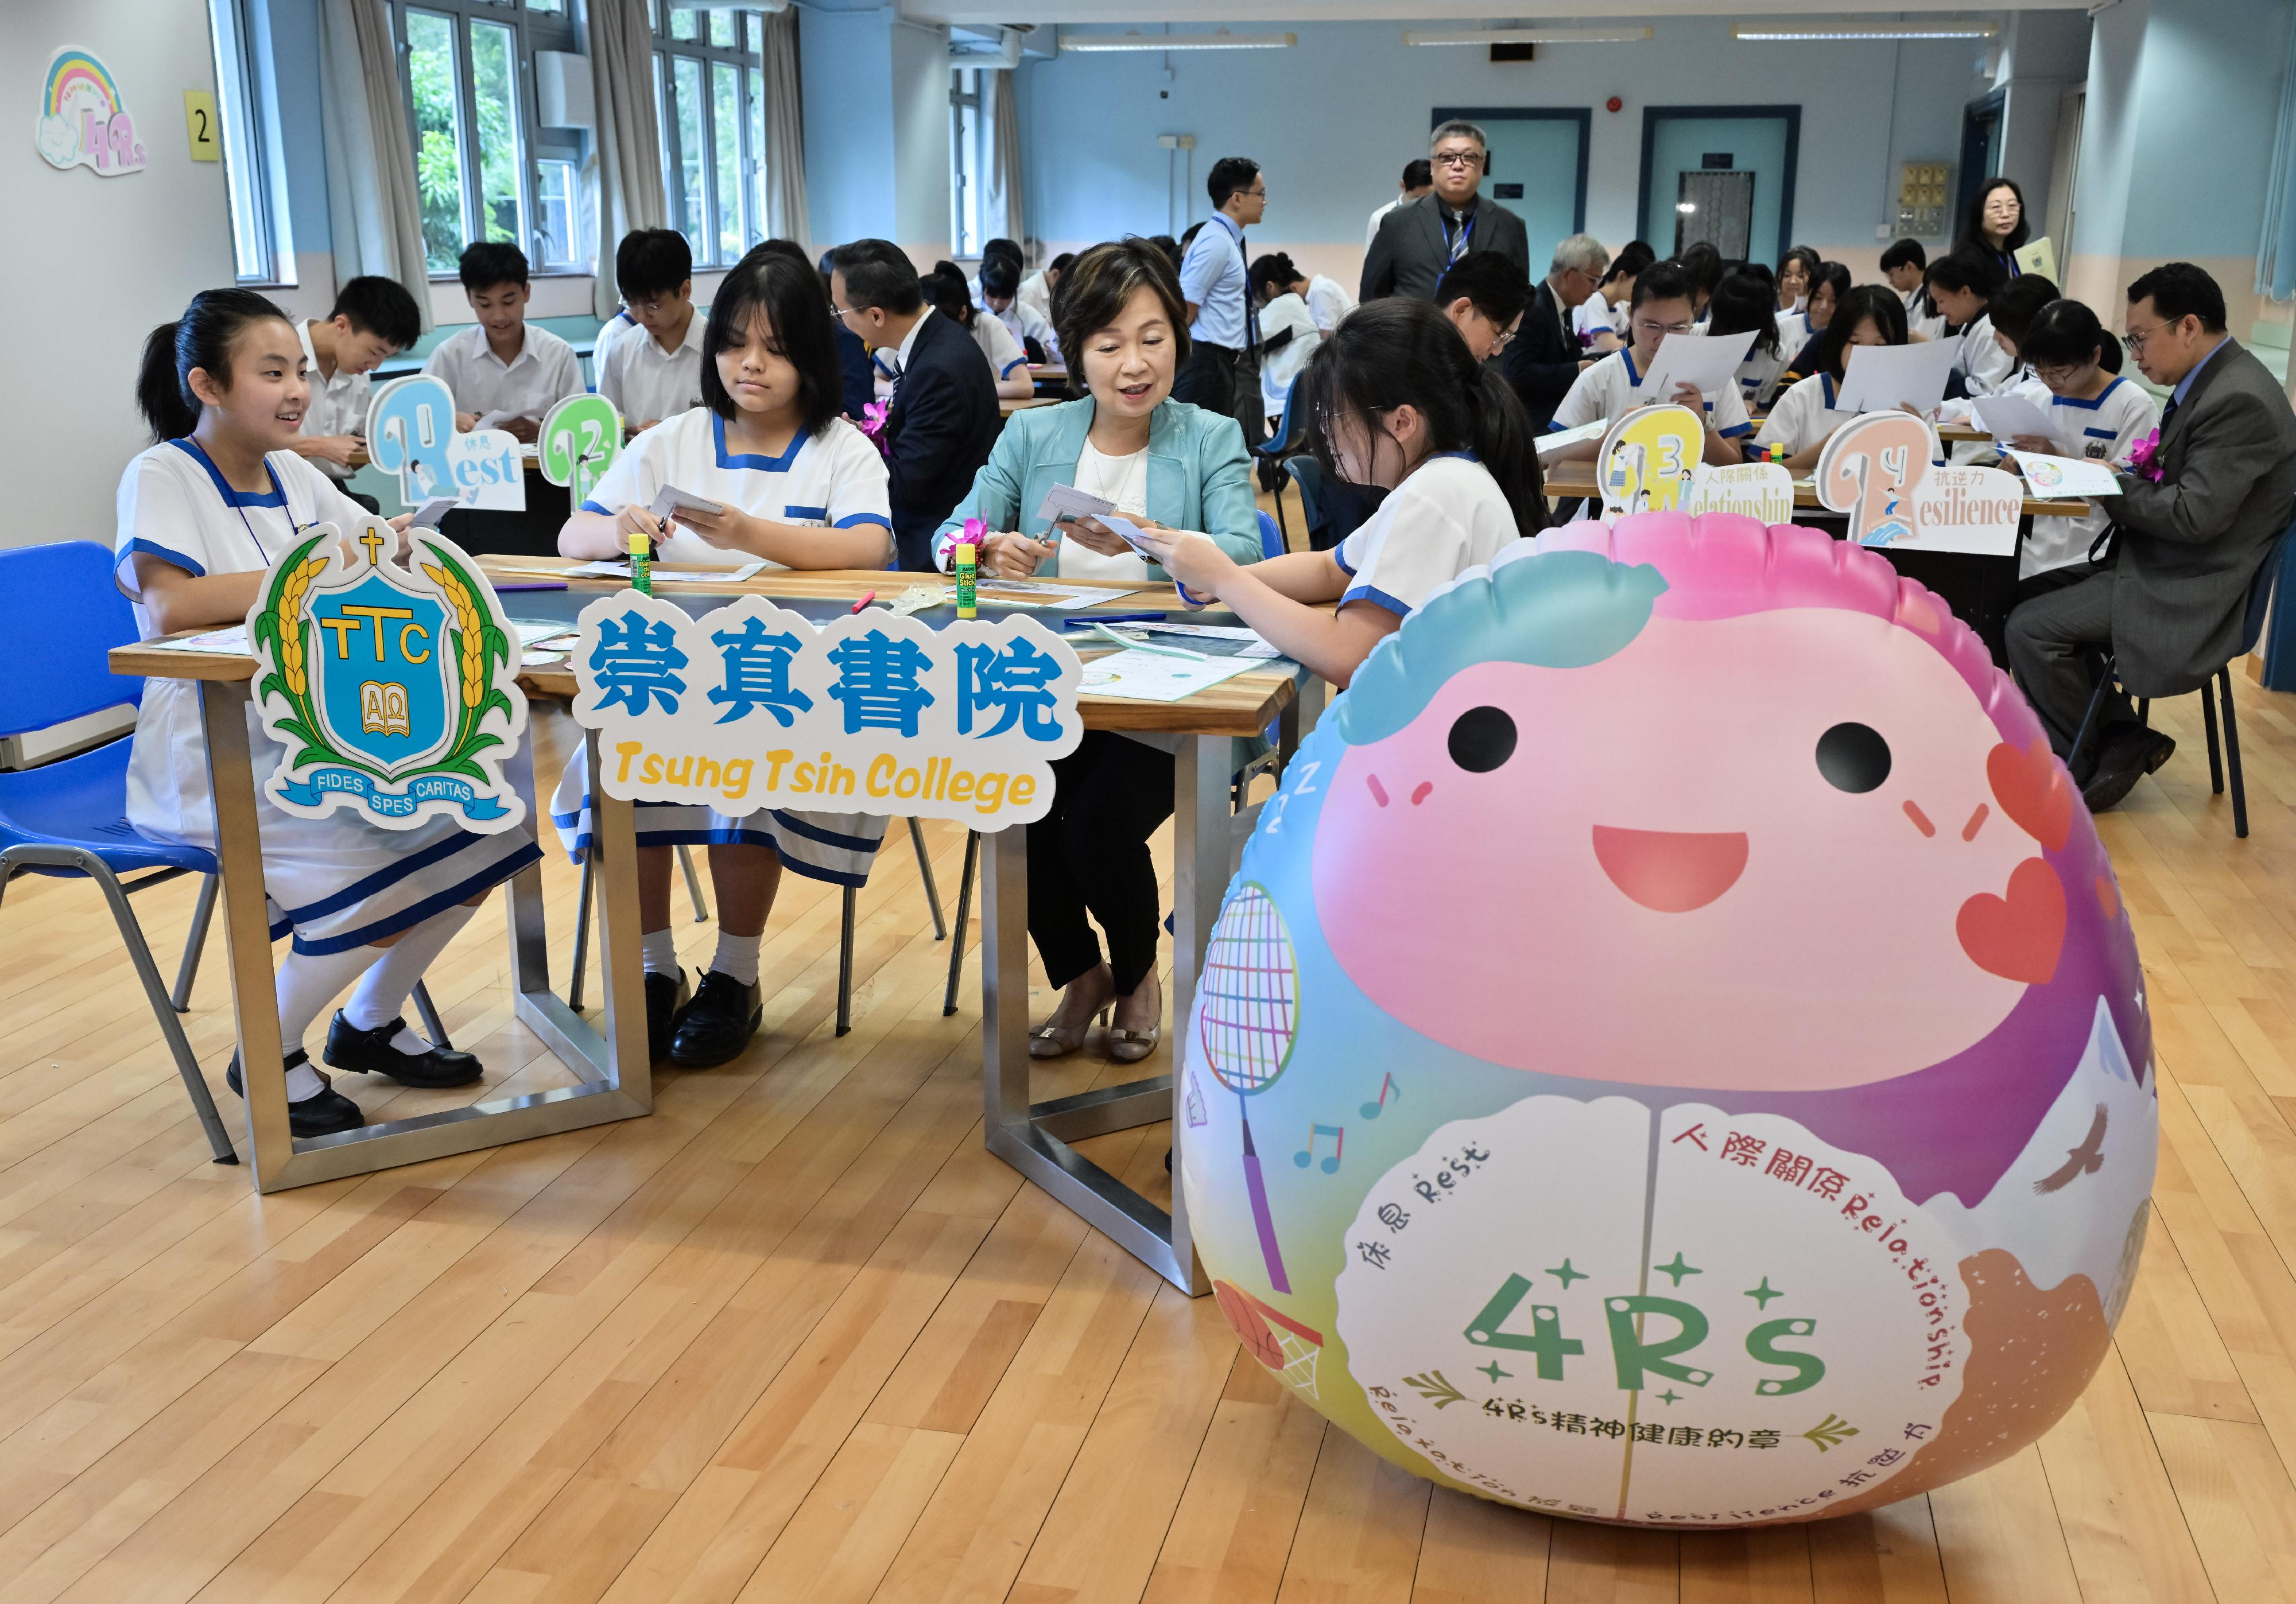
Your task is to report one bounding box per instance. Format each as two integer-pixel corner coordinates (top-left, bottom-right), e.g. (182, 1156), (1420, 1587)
(2020, 298), (2112, 372)
(2128, 261), (2227, 334)
(1879, 237), (1928, 274)
(1988, 274), (2062, 347)
(1147, 234), (1181, 270)
(457, 240), (529, 292)
(1435, 253), (1530, 330)
(1207, 156), (1261, 209)
(1048, 252), (1076, 274)
(328, 275), (421, 350)
(1602, 240), (1655, 286)
(983, 237), (1022, 266)
(831, 239), (925, 316)
(1674, 241), (1724, 297)
(748, 238), (810, 269)
(1926, 246), (2003, 298)
(699, 250), (840, 437)
(921, 261), (978, 329)
(1811, 285), (1909, 380)
(1401, 158), (1433, 189)
(1808, 261), (1852, 312)
(1704, 270), (1781, 359)
(1250, 251), (1302, 301)
(1778, 244), (1823, 285)
(980, 255), (1020, 300)
(616, 228), (693, 301)
(1629, 261), (1694, 314)
(1053, 238), (1190, 396)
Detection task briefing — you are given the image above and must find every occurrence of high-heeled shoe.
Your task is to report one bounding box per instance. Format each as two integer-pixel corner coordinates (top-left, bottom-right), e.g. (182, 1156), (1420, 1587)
(1030, 1007), (1109, 1058)
(1106, 1020), (1162, 1064)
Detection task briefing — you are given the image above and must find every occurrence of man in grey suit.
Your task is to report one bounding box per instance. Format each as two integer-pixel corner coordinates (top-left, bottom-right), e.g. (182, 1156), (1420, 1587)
(2006, 262), (2296, 810)
(1360, 120), (1531, 302)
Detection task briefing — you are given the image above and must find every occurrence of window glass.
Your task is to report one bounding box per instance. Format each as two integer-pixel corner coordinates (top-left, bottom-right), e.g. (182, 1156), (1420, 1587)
(672, 55), (706, 250)
(469, 19), (524, 246)
(408, 9), (468, 272)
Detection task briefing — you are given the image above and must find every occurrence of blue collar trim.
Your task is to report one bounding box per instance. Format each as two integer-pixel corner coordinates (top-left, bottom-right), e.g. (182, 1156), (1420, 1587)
(2050, 376), (2127, 411)
(170, 437), (285, 507)
(713, 411), (804, 472)
(1619, 349), (1642, 386)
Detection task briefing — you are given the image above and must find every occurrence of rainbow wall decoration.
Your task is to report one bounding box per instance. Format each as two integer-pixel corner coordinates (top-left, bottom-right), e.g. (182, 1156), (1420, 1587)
(36, 47), (147, 176)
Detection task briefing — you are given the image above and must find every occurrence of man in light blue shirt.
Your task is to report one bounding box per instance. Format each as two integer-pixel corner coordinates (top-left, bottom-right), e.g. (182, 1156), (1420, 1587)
(1174, 156), (1265, 413)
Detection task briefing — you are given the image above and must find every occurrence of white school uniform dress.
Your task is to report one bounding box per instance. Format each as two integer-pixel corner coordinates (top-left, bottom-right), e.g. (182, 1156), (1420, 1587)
(1549, 348), (1754, 443)
(1016, 270), (1054, 327)
(551, 407), (893, 882)
(1304, 274), (1355, 333)
(965, 310), (1030, 385)
(992, 300), (1060, 366)
(1257, 292), (1322, 419)
(1735, 341), (1793, 411)
(588, 307), (638, 389)
(596, 311), (705, 426)
(1333, 453), (1519, 619)
(1953, 314), (2016, 399)
(2021, 376), (2160, 579)
(1752, 372), (1859, 458)
(420, 321), (584, 422)
(115, 440), (540, 954)
(1570, 297), (1619, 347)
(294, 322), (374, 482)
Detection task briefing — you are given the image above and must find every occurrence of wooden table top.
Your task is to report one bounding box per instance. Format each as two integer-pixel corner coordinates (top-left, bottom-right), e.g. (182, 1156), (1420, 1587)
(1538, 458), (2090, 519)
(107, 562), (1298, 739)
(1000, 397), (1059, 417)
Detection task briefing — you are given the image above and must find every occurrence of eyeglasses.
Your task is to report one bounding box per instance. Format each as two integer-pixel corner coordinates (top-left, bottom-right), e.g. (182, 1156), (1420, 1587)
(2031, 363), (2082, 387)
(832, 305), (866, 323)
(1430, 150), (1483, 169)
(1242, 186), (1267, 199)
(2122, 319), (2177, 355)
(1634, 317), (1694, 339)
(1488, 322), (1519, 354)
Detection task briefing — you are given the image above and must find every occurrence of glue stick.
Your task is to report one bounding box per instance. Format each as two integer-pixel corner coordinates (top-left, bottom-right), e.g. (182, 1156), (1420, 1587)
(953, 542), (977, 619)
(629, 526), (653, 596)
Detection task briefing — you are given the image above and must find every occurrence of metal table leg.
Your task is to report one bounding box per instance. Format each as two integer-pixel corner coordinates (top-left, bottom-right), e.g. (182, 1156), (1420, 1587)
(978, 733), (1221, 1296)
(204, 690), (652, 1191)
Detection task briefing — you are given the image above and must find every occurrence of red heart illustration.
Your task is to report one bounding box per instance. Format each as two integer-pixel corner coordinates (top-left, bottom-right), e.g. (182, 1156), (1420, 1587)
(1958, 858), (2066, 985)
(1987, 738), (2074, 852)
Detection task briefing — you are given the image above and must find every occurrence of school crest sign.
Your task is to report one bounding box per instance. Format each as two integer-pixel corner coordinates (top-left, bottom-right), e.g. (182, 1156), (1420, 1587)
(246, 525), (529, 830)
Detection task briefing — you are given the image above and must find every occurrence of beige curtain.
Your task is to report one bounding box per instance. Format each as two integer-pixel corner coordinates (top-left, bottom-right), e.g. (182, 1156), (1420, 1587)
(761, 7), (809, 244)
(588, 0), (667, 319)
(984, 69), (1023, 246)
(318, 0), (432, 331)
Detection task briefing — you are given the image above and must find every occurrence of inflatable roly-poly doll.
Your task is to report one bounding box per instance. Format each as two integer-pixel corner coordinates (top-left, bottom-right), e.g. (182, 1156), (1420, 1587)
(1179, 511), (2153, 1529)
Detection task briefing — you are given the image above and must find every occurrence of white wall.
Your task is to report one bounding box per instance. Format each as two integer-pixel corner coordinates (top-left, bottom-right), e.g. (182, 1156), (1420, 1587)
(3, 0), (237, 545)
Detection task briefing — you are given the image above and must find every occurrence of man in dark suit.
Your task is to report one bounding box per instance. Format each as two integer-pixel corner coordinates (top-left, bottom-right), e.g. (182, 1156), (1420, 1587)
(1360, 120), (1530, 303)
(830, 239), (1000, 570)
(2006, 262), (2296, 810)
(1503, 233), (1609, 430)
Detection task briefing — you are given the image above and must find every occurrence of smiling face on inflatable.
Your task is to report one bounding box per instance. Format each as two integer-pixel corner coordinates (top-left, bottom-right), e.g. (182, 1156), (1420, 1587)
(1312, 525), (2073, 1091)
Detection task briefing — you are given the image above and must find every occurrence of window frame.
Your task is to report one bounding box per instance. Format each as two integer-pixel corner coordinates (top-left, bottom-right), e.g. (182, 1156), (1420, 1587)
(391, 0), (581, 279)
(651, 5), (768, 271)
(949, 66), (983, 261)
(208, 0), (290, 284)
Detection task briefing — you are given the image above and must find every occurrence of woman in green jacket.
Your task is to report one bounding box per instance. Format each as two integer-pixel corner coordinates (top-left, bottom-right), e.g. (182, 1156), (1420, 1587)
(937, 238), (1266, 1064)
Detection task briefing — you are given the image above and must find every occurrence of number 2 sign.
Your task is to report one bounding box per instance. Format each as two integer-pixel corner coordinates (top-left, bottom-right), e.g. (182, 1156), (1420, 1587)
(1599, 405), (1704, 520)
(540, 394), (625, 507)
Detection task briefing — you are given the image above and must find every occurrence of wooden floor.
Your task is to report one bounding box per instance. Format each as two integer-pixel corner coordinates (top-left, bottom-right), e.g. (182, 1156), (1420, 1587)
(6, 676), (2296, 1604)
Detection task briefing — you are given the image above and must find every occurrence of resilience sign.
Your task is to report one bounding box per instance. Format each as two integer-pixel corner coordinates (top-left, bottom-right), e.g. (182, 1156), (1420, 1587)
(569, 594), (1084, 830)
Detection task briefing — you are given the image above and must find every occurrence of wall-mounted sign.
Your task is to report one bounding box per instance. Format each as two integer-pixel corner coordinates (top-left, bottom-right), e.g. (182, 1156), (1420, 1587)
(183, 90), (219, 162)
(36, 48), (148, 176)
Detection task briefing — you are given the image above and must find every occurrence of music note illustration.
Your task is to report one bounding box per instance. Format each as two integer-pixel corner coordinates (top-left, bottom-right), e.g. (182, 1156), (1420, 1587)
(1294, 1123), (1344, 1174)
(1360, 1073), (1400, 1120)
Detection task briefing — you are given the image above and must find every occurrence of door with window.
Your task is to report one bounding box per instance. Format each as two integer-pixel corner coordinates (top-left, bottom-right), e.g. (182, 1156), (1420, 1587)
(1675, 170), (1754, 258)
(1639, 108), (1799, 265)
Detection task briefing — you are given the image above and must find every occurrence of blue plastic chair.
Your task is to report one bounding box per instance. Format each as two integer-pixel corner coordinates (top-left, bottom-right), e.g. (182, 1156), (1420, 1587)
(1255, 378), (1307, 542)
(0, 542), (235, 1162)
(1256, 510), (1286, 560)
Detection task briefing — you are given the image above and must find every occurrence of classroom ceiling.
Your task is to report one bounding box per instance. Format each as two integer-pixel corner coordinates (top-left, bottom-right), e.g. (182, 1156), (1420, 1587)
(909, 1), (2081, 25)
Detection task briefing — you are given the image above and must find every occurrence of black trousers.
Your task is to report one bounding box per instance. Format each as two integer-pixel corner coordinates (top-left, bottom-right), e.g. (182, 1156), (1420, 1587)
(2004, 566), (2131, 767)
(1172, 341), (1239, 414)
(1027, 731), (1175, 995)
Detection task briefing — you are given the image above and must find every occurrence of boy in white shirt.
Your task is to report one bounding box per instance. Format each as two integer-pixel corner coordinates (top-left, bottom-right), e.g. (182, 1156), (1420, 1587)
(1925, 247), (2016, 401)
(1548, 261), (1752, 466)
(596, 227), (705, 432)
(287, 275), (422, 488)
(980, 254), (1061, 365)
(420, 242), (582, 442)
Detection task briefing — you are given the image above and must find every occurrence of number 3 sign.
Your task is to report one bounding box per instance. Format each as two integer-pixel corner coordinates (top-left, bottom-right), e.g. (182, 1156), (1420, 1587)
(1599, 405), (1703, 519)
(540, 394), (625, 507)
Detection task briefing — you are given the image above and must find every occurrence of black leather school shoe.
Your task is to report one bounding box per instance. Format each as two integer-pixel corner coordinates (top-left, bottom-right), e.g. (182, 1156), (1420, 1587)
(226, 1048), (366, 1137)
(668, 970), (763, 1067)
(324, 1011), (483, 1088)
(647, 968), (690, 1063)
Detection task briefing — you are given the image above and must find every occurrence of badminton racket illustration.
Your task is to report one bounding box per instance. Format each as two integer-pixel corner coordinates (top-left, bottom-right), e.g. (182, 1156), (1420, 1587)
(1197, 883), (1300, 1294)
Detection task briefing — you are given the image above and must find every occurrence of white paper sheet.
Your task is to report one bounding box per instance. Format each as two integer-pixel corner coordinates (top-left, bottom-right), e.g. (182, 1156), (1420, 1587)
(1835, 340), (1959, 414)
(1537, 418), (1609, 457)
(474, 407), (528, 431)
(1078, 647), (1262, 702)
(1093, 513), (1163, 558)
(141, 624), (249, 654)
(1036, 482), (1119, 525)
(512, 622), (578, 647)
(649, 484), (728, 520)
(1970, 393), (2060, 445)
(2008, 450), (2121, 499)
(973, 578), (1149, 605)
(410, 495), (460, 530)
(650, 560), (767, 582)
(1634, 329), (1757, 401)
(1094, 622), (1283, 658)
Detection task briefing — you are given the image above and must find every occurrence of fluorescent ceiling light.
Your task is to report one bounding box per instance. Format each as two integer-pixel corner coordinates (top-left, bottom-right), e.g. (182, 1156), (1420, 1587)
(1059, 30), (1296, 52)
(1403, 26), (1652, 45)
(1733, 20), (1999, 40)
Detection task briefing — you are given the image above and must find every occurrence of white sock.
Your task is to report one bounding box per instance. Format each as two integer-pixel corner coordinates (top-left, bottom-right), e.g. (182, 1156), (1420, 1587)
(642, 929), (680, 977)
(344, 903), (477, 1051)
(710, 931), (762, 988)
(274, 945), (379, 1102)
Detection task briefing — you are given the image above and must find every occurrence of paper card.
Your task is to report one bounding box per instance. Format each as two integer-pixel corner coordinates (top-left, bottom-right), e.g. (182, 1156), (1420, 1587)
(1970, 393), (2059, 445)
(972, 579), (1150, 605)
(1089, 622), (1283, 659)
(1093, 513), (1162, 557)
(1816, 412), (2020, 556)
(410, 496), (460, 532)
(1835, 340), (1958, 415)
(37, 47), (148, 176)
(1684, 461), (1794, 525)
(1079, 647), (1261, 702)
(1537, 418), (1609, 457)
(649, 485), (728, 521)
(141, 624), (249, 654)
(1598, 404), (1704, 518)
(2014, 236), (2058, 282)
(2010, 450), (2120, 499)
(651, 560), (768, 582)
(474, 407), (529, 431)
(1633, 329), (1756, 402)
(513, 622), (578, 647)
(1036, 483), (1119, 526)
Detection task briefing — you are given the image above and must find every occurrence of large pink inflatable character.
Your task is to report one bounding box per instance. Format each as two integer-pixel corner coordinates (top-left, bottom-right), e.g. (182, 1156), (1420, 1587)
(1182, 512), (2154, 1526)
